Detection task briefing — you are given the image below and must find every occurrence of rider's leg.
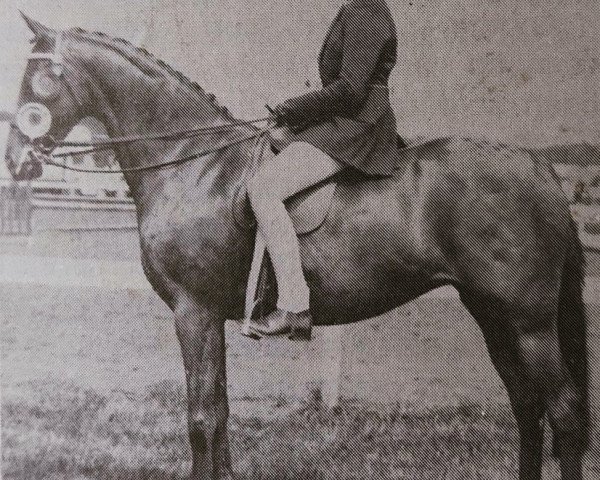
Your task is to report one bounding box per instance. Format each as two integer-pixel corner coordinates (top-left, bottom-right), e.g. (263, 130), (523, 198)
(247, 141), (343, 323)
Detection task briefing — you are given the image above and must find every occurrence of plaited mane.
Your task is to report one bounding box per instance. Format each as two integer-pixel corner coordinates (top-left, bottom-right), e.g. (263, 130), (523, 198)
(67, 27), (234, 120)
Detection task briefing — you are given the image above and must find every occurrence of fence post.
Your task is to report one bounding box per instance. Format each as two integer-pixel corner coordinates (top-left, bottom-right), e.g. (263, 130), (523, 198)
(0, 186), (5, 234)
(321, 325), (347, 408)
(0, 183), (33, 236)
(16, 185), (23, 234)
(25, 183), (33, 235)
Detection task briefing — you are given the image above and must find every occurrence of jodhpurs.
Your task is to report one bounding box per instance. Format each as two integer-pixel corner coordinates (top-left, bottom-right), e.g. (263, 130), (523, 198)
(247, 141), (343, 312)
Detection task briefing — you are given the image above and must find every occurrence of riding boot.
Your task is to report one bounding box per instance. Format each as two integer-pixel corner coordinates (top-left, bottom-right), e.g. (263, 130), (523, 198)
(249, 308), (312, 341)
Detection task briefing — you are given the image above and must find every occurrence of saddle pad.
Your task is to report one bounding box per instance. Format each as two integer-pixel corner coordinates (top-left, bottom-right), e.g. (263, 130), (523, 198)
(234, 180), (337, 235)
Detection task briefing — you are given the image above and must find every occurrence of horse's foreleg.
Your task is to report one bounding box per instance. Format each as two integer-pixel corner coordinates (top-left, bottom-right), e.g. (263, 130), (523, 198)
(174, 297), (233, 480)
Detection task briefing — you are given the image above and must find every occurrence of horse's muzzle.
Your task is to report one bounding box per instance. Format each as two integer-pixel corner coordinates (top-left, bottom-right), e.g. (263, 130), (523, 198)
(14, 151), (43, 181)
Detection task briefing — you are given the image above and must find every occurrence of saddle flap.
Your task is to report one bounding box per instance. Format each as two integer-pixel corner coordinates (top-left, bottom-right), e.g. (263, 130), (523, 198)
(233, 140), (337, 236)
(234, 179), (337, 236)
(286, 180), (337, 235)
(233, 133), (337, 235)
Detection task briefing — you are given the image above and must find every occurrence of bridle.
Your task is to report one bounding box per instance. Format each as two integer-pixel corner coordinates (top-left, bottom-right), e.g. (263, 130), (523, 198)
(14, 30), (272, 175)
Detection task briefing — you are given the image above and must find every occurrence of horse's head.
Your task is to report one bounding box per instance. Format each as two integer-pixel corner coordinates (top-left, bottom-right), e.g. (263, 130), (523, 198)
(5, 13), (87, 180)
(6, 13), (239, 182)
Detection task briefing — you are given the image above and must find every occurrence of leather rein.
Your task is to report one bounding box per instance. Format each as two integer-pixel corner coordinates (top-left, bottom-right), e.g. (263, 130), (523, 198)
(31, 117), (271, 174)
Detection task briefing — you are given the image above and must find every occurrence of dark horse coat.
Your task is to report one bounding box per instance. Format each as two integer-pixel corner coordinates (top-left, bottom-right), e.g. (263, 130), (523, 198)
(9, 15), (589, 480)
(274, 0), (399, 176)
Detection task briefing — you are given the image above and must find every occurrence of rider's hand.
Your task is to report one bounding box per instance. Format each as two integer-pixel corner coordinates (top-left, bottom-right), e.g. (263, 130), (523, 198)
(267, 102), (307, 133)
(270, 103), (290, 127)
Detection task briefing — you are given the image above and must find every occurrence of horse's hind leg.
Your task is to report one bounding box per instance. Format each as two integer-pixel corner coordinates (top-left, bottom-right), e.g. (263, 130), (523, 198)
(519, 328), (584, 480)
(516, 326), (584, 480)
(462, 291), (586, 480)
(461, 294), (545, 480)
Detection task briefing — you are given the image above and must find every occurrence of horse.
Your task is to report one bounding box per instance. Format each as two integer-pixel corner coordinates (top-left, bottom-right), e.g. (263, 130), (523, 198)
(5, 14), (588, 480)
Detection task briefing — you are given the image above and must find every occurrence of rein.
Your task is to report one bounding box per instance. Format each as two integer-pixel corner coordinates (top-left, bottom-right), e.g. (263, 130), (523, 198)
(29, 117), (271, 174)
(44, 116), (270, 154)
(37, 125), (270, 174)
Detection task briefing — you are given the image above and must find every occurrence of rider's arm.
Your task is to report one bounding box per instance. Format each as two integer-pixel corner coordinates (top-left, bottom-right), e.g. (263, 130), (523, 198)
(275, 4), (391, 128)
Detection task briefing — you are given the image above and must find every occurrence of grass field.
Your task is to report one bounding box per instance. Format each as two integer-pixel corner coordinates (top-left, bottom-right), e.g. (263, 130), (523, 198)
(2, 280), (600, 479)
(0, 380), (551, 480)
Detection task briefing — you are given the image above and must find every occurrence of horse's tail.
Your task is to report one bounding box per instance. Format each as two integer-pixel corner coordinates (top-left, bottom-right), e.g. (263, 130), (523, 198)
(556, 218), (588, 453)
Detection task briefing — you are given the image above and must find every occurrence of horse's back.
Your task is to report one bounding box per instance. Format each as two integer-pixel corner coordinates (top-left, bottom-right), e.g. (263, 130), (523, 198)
(302, 135), (574, 323)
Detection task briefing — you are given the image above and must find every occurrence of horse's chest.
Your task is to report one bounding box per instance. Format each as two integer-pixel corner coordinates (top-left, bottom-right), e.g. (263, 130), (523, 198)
(138, 205), (252, 306)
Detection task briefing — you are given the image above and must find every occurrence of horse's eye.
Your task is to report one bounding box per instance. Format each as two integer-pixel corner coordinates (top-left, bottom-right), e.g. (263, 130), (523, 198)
(31, 68), (61, 100)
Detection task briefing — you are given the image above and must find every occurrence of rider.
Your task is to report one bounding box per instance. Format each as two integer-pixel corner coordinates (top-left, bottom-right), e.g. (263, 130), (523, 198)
(248, 0), (399, 340)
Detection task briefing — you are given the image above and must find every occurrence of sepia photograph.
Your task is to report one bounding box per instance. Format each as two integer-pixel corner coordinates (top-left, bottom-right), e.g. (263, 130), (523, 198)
(1, 1), (599, 479)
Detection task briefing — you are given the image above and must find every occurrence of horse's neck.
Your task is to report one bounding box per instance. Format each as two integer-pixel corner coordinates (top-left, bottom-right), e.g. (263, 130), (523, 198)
(79, 47), (251, 214)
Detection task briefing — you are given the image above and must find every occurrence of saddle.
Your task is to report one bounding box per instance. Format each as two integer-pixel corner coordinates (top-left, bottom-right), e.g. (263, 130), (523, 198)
(235, 131), (412, 337)
(233, 134), (338, 235)
(233, 130), (409, 234)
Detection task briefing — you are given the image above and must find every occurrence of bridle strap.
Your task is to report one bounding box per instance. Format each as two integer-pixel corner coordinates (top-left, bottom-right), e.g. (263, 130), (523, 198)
(28, 31), (64, 67)
(37, 127), (271, 174)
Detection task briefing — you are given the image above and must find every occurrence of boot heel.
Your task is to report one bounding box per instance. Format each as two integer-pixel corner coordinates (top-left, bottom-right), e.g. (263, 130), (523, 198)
(289, 326), (312, 341)
(240, 322), (262, 340)
(288, 311), (312, 341)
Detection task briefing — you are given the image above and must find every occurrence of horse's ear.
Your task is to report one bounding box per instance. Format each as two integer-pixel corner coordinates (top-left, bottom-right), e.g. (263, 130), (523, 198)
(20, 11), (53, 39)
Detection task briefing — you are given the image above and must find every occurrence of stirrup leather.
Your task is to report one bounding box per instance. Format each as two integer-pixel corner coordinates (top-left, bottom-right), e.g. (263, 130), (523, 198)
(240, 232), (267, 339)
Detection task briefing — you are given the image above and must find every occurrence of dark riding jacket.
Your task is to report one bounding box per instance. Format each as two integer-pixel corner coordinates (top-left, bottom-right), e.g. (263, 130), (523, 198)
(275, 0), (399, 176)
